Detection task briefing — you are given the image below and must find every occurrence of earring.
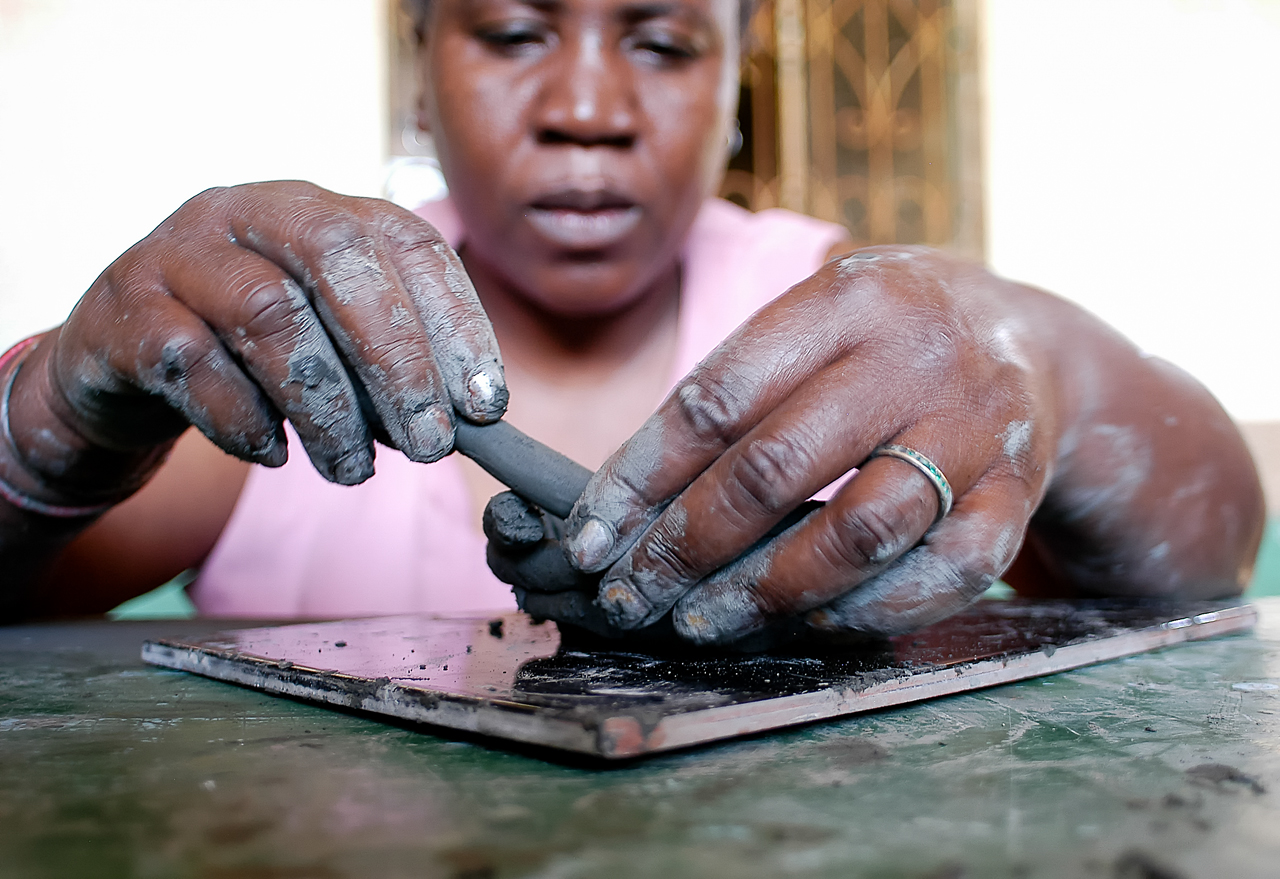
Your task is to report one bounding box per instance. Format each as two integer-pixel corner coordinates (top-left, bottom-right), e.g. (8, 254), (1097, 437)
(727, 119), (744, 158)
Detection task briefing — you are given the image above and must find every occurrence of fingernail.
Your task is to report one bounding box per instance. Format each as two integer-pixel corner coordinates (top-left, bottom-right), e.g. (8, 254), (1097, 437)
(407, 405), (454, 462)
(466, 362), (508, 420)
(597, 576), (652, 628)
(566, 517), (615, 570)
(333, 450), (374, 485)
(673, 586), (763, 645)
(805, 608), (837, 631)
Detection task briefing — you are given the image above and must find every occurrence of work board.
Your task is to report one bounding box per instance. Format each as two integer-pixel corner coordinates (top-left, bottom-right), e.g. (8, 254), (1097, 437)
(141, 598), (1254, 759)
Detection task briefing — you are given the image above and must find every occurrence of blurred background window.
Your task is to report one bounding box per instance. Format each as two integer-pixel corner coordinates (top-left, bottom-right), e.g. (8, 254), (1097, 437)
(723, 0), (983, 259)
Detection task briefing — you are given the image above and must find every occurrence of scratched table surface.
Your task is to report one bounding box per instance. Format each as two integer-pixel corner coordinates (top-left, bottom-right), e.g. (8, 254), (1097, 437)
(4, 601), (1280, 879)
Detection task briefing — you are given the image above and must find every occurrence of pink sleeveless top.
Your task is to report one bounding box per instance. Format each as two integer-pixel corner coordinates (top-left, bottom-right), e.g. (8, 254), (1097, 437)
(192, 198), (847, 617)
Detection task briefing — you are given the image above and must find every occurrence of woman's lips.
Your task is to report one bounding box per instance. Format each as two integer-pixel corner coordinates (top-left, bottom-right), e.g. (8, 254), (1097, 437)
(524, 191), (642, 249)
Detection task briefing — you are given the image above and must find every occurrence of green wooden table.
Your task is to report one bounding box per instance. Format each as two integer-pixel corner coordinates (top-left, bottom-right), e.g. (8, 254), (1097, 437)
(4, 599), (1280, 879)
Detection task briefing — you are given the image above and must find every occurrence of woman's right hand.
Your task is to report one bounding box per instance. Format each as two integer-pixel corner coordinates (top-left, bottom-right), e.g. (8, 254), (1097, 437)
(19, 181), (507, 492)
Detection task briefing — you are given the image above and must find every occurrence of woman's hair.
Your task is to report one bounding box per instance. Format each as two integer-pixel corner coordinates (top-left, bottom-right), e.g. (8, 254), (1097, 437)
(404, 0), (760, 43)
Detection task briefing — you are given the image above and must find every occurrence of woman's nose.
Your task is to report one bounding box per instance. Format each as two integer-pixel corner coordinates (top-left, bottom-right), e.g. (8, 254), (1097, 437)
(534, 31), (637, 148)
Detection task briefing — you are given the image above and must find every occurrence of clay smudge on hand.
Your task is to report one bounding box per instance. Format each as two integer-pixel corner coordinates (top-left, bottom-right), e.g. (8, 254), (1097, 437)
(809, 544), (993, 637)
(283, 332), (373, 484)
(565, 420), (676, 571)
(314, 237), (389, 308)
(408, 238), (509, 422)
(594, 502), (692, 628)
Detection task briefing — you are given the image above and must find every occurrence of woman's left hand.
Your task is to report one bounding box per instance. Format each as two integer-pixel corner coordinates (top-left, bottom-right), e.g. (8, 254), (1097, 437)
(531, 246), (1059, 644)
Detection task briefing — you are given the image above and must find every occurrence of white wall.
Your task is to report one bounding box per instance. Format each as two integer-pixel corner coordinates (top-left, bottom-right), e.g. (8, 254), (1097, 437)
(983, 0), (1280, 422)
(0, 0), (387, 348)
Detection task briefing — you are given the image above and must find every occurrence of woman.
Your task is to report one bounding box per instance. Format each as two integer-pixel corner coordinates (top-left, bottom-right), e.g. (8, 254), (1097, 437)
(1, 0), (1265, 645)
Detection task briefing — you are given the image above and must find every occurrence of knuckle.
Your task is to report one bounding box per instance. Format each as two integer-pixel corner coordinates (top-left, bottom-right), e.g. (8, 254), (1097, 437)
(380, 215), (448, 254)
(832, 261), (890, 301)
(310, 217), (370, 261)
(364, 338), (439, 397)
(238, 278), (310, 338)
(908, 320), (963, 374)
(752, 576), (801, 618)
(276, 180), (326, 200)
(827, 498), (912, 573)
(586, 458), (650, 512)
(926, 551), (970, 591)
(368, 333), (425, 365)
(248, 180), (329, 208)
(939, 549), (995, 598)
(286, 346), (346, 394)
(835, 258), (969, 372)
(634, 522), (699, 591)
(966, 531), (1011, 583)
(729, 433), (810, 516)
(99, 250), (155, 301)
(982, 361), (1034, 422)
(153, 331), (217, 387)
(674, 373), (747, 448)
(181, 185), (232, 219)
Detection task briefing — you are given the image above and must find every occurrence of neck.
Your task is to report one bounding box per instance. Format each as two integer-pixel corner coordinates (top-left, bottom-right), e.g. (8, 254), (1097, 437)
(459, 252), (682, 389)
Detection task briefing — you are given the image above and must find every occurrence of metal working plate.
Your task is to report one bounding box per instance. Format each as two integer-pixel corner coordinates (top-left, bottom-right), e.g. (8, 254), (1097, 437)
(141, 599), (1255, 759)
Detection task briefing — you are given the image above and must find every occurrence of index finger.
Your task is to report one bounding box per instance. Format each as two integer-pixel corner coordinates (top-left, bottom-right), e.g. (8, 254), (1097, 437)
(562, 275), (851, 572)
(375, 208), (508, 423)
(232, 183), (508, 431)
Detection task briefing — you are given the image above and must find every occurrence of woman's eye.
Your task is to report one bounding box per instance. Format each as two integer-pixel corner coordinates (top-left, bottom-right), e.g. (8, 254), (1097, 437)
(627, 32), (699, 63)
(478, 24), (547, 53)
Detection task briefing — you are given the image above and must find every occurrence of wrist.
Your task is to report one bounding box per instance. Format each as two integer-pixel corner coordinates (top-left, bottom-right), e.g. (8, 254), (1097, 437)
(0, 331), (170, 518)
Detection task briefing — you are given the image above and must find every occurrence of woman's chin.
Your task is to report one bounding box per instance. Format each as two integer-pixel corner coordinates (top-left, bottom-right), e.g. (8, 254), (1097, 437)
(523, 287), (650, 320)
(515, 263), (671, 320)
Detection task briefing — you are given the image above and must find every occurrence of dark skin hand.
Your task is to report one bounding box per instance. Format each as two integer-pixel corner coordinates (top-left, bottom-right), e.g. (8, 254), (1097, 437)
(494, 253), (1266, 645)
(3, 183), (508, 614)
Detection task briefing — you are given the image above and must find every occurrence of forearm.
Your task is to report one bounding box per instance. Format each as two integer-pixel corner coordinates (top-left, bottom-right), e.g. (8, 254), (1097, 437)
(1014, 287), (1265, 598)
(0, 331), (171, 618)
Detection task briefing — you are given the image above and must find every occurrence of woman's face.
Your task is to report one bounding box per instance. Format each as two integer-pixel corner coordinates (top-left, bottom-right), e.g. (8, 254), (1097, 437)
(418, 0), (740, 316)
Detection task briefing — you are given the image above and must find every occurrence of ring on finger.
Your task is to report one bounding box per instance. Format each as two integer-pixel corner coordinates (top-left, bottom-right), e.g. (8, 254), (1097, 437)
(866, 443), (953, 524)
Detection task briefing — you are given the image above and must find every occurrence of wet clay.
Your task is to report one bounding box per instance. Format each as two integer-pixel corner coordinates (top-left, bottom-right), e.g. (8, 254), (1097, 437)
(454, 420), (592, 519)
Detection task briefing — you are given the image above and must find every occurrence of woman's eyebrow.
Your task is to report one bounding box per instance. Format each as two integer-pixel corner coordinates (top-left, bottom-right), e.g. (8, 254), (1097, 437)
(461, 0), (562, 14)
(620, 2), (709, 24)
(458, 0), (711, 27)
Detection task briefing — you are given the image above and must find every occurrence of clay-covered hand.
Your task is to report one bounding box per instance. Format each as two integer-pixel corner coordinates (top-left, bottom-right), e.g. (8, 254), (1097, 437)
(481, 490), (630, 639)
(484, 492), (585, 592)
(484, 489), (819, 647)
(555, 247), (1058, 645)
(19, 181), (507, 493)
(464, 418), (610, 631)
